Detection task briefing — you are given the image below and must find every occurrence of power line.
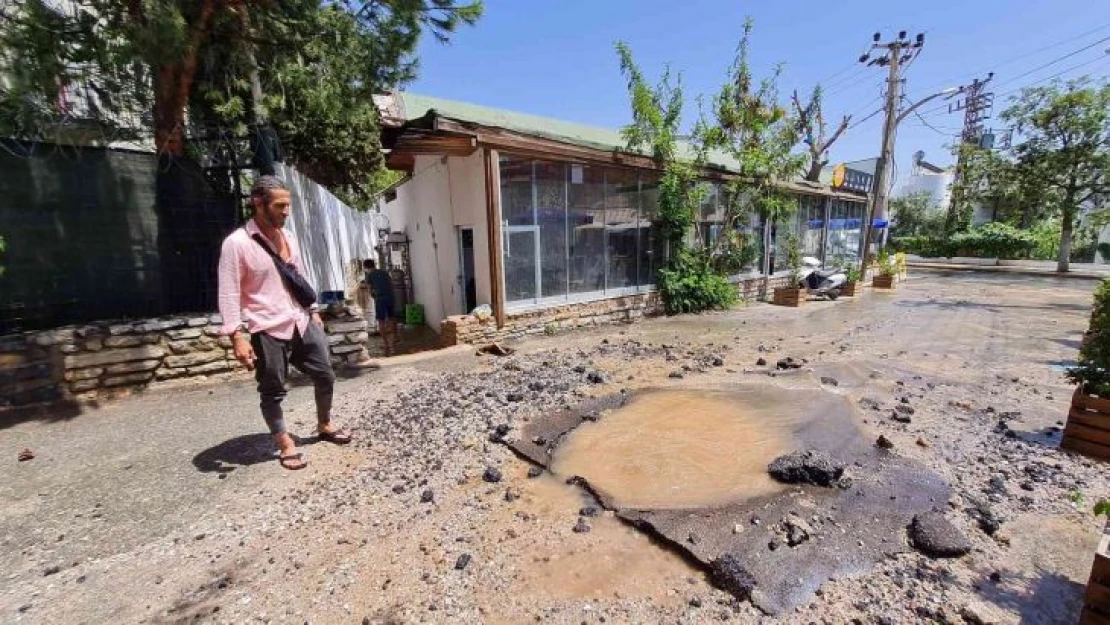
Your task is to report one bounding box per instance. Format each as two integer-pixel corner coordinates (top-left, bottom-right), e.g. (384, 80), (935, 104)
(848, 107), (883, 130)
(853, 94), (883, 116)
(993, 55), (1110, 100)
(991, 35), (1110, 89)
(815, 62), (862, 86)
(909, 22), (1110, 98)
(917, 51), (1109, 117)
(911, 109), (957, 135)
(824, 71), (878, 97)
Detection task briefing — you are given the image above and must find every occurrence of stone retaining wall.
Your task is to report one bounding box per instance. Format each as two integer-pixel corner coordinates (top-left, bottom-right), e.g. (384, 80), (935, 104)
(0, 305), (378, 408)
(441, 292), (663, 347)
(440, 275), (792, 347)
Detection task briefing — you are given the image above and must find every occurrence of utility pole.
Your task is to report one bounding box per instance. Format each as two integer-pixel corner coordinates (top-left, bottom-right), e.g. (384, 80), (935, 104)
(856, 31), (923, 281)
(946, 73), (995, 232)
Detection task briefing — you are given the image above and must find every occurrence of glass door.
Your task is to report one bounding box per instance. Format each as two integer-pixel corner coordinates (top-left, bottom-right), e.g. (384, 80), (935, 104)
(504, 223), (540, 304)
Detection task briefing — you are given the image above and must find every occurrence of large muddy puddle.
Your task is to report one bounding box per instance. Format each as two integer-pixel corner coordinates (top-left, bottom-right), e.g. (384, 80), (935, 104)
(550, 389), (810, 509)
(518, 381), (950, 614)
(548, 384), (869, 510)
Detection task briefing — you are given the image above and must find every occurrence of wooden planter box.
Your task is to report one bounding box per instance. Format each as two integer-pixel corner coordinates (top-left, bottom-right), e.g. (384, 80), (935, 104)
(872, 274), (896, 289)
(772, 287), (805, 307)
(1062, 388), (1110, 461)
(842, 281), (859, 297)
(1081, 521), (1110, 624)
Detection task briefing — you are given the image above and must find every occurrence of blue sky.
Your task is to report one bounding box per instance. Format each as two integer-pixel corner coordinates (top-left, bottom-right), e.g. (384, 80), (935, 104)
(410, 0), (1110, 185)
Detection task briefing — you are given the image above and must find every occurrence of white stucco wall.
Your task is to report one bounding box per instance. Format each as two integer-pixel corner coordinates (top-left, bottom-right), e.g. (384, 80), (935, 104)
(445, 151), (493, 308)
(894, 171), (954, 213)
(382, 150), (490, 329)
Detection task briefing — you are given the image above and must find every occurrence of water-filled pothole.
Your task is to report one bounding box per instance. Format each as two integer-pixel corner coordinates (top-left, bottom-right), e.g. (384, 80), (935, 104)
(550, 388), (811, 509)
(513, 380), (949, 615)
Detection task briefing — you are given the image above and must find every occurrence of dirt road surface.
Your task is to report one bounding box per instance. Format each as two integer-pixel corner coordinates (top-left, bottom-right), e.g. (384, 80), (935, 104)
(2, 270), (1105, 624)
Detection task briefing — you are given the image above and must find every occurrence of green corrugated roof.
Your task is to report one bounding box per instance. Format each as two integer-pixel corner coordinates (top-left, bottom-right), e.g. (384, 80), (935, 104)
(395, 92), (865, 200)
(397, 92), (742, 172)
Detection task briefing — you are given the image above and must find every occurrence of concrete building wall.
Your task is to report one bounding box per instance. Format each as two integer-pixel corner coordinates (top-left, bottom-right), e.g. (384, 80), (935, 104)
(444, 151), (492, 308)
(382, 151), (490, 330)
(894, 171), (954, 213)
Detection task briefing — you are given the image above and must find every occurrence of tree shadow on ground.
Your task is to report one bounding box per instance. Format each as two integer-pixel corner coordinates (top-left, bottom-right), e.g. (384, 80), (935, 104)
(192, 432), (321, 474)
(968, 564), (1086, 624)
(1052, 337), (1084, 351)
(0, 399), (82, 431)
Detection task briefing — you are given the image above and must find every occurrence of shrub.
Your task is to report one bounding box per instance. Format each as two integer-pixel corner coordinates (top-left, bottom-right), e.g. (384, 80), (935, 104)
(1067, 278), (1110, 395)
(1030, 219), (1097, 262)
(658, 250), (738, 315)
(1099, 242), (1110, 262)
(783, 232), (803, 285)
(708, 231), (760, 275)
(892, 223), (1037, 259)
(876, 247), (896, 277)
(948, 223), (1036, 259)
(891, 235), (952, 258)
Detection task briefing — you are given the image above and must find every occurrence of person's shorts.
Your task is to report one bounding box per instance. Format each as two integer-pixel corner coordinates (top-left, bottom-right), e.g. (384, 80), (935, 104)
(374, 298), (395, 321)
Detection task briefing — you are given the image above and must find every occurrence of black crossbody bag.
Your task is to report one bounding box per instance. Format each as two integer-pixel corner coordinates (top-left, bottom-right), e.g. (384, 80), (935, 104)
(250, 232), (318, 309)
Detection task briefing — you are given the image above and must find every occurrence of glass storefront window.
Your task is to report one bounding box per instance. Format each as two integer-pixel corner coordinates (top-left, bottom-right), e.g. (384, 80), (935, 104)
(535, 161), (567, 298)
(605, 168), (639, 290)
(498, 152), (869, 305)
(501, 154), (662, 306)
(568, 164), (606, 295)
(638, 175), (662, 286)
(500, 155), (537, 302)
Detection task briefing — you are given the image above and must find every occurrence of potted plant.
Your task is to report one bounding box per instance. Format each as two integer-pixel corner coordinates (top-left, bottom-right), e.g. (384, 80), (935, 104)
(1064, 279), (1110, 460)
(842, 262), (862, 296)
(872, 247), (896, 289)
(772, 232), (805, 307)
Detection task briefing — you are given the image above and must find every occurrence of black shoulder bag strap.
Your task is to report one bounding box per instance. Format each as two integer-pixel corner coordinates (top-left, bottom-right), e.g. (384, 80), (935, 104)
(249, 231), (318, 309)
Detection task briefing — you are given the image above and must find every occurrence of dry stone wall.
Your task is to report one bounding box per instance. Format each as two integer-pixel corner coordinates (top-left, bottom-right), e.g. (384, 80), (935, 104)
(440, 275), (791, 347)
(0, 305), (378, 409)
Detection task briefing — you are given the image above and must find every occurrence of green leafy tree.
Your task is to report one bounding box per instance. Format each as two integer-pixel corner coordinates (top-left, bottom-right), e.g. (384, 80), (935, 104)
(948, 142), (1049, 234)
(791, 85), (850, 182)
(1002, 78), (1110, 272)
(615, 42), (734, 314)
(889, 192), (945, 238)
(703, 17), (805, 278)
(615, 41), (708, 256)
(0, 1), (482, 204)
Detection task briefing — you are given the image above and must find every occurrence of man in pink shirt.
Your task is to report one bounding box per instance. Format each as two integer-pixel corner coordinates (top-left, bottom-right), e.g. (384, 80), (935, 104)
(218, 176), (352, 470)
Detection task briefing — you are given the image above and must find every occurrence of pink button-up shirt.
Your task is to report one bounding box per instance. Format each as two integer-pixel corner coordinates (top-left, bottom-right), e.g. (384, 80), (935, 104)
(217, 219), (312, 339)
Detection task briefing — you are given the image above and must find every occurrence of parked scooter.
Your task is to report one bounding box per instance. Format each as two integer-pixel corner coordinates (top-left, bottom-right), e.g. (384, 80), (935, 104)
(799, 256), (847, 300)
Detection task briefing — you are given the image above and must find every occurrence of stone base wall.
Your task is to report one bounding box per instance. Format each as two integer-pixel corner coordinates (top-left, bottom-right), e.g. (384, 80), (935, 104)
(735, 274), (791, 301)
(439, 275), (792, 347)
(441, 292), (663, 346)
(0, 304), (378, 408)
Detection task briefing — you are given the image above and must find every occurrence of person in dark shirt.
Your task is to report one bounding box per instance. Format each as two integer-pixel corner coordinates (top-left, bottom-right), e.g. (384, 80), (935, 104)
(362, 259), (398, 356)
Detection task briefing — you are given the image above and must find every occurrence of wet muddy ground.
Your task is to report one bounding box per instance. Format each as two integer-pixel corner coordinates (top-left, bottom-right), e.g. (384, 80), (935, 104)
(3, 270), (1108, 624)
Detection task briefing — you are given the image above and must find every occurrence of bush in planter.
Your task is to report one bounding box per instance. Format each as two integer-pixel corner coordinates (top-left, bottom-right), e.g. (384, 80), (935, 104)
(876, 247), (896, 277)
(784, 232), (803, 286)
(1067, 278), (1110, 396)
(844, 263), (862, 284)
(658, 249), (738, 315)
